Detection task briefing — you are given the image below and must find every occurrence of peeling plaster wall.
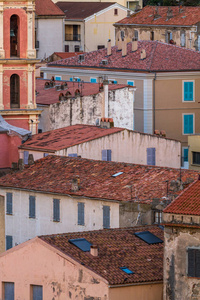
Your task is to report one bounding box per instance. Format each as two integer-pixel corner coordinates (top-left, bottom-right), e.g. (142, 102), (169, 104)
(0, 195), (5, 253)
(0, 239), (109, 299)
(163, 216), (200, 300)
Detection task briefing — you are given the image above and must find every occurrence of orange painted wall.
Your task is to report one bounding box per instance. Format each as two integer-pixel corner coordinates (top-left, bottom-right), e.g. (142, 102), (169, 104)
(3, 8), (27, 59)
(4, 116), (29, 131)
(0, 133), (21, 168)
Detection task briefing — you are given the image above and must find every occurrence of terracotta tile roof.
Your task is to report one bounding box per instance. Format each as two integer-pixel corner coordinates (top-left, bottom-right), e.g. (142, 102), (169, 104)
(39, 225), (164, 285)
(53, 52), (84, 59)
(116, 6), (200, 26)
(56, 2), (115, 20)
(19, 124), (124, 152)
(48, 40), (200, 72)
(0, 156), (198, 203)
(35, 0), (65, 17)
(36, 79), (127, 105)
(164, 178), (200, 216)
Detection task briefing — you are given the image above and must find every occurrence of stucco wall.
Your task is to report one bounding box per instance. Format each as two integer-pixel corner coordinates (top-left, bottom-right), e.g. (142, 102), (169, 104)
(0, 189), (119, 250)
(0, 133), (21, 168)
(0, 239), (109, 300)
(188, 135), (200, 171)
(36, 18), (64, 60)
(0, 195), (5, 253)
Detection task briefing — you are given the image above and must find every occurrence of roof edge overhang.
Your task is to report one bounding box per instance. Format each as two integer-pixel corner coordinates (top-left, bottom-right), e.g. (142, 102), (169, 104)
(108, 280), (163, 288)
(114, 23), (196, 28)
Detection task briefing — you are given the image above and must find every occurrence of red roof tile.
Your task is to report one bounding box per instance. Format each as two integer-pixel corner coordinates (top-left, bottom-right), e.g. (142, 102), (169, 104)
(40, 225), (164, 285)
(116, 5), (200, 26)
(35, 0), (65, 16)
(53, 52), (84, 59)
(56, 2), (115, 20)
(19, 124), (124, 151)
(0, 156), (198, 203)
(164, 178), (200, 216)
(48, 40), (200, 72)
(36, 79), (127, 105)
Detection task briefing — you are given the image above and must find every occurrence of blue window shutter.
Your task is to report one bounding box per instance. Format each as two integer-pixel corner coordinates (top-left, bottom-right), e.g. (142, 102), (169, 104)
(90, 78), (97, 83)
(32, 285), (43, 300)
(184, 115), (193, 134)
(78, 202), (84, 225)
(4, 282), (14, 300)
(184, 82), (193, 101)
(127, 81), (134, 86)
(6, 193), (13, 214)
(68, 153), (78, 157)
(43, 153), (48, 157)
(147, 148), (156, 165)
(53, 199), (60, 221)
(77, 78), (81, 82)
(113, 80), (117, 84)
(55, 76), (61, 81)
(24, 151), (29, 165)
(102, 150), (111, 161)
(29, 196), (35, 218)
(103, 205), (110, 229)
(188, 249), (196, 277)
(184, 148), (188, 162)
(6, 235), (13, 250)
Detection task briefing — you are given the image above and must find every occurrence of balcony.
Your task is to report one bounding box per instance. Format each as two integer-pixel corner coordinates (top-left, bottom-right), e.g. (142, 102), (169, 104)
(65, 34), (81, 42)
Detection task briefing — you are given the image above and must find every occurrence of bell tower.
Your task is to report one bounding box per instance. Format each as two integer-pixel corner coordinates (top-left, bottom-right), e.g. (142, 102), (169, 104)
(0, 0), (41, 134)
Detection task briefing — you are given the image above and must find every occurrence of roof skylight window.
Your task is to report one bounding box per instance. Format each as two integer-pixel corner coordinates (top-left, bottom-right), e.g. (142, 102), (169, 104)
(134, 231), (163, 245)
(120, 267), (134, 274)
(112, 172), (123, 177)
(69, 238), (92, 251)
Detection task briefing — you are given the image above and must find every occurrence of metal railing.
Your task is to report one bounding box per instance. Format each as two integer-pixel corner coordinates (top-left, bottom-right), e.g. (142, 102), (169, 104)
(65, 34), (81, 41)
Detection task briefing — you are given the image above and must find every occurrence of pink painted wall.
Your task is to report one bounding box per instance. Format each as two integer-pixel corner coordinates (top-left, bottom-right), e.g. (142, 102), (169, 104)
(0, 133), (21, 168)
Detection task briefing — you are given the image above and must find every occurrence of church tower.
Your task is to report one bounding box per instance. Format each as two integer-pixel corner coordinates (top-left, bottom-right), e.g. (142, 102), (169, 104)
(0, 0), (41, 134)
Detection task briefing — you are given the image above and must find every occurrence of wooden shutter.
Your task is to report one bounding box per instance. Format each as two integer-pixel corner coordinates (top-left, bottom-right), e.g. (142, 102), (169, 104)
(32, 285), (43, 300)
(6, 193), (13, 214)
(184, 115), (193, 134)
(103, 206), (110, 229)
(147, 148), (156, 166)
(102, 150), (111, 161)
(78, 202), (84, 225)
(184, 82), (193, 101)
(23, 151), (29, 165)
(53, 199), (60, 222)
(4, 282), (14, 300)
(6, 236), (13, 250)
(195, 249), (200, 277)
(29, 196), (35, 218)
(188, 248), (196, 277)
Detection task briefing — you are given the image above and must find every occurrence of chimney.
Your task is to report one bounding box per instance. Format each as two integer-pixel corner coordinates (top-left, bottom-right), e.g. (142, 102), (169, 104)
(90, 245), (98, 257)
(179, 5), (184, 13)
(18, 158), (24, 170)
(140, 49), (146, 60)
(127, 9), (131, 17)
(102, 77), (109, 118)
(100, 118), (114, 129)
(107, 39), (111, 56)
(167, 7), (173, 20)
(28, 154), (34, 166)
(118, 38), (122, 51)
(71, 176), (80, 192)
(122, 39), (127, 57)
(132, 37), (138, 52)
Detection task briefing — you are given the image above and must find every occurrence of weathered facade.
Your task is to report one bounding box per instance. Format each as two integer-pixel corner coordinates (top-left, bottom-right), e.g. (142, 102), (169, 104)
(188, 135), (200, 171)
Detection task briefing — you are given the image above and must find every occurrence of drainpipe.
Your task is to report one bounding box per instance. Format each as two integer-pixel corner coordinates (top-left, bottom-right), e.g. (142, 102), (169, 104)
(153, 72), (156, 133)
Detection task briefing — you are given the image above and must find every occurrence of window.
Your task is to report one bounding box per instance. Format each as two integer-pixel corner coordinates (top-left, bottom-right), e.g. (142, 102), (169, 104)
(90, 78), (97, 83)
(10, 74), (20, 108)
(120, 267), (134, 274)
(183, 147), (188, 162)
(102, 149), (111, 161)
(192, 152), (200, 165)
(68, 153), (77, 157)
(180, 31), (186, 47)
(65, 45), (69, 52)
(24, 151), (29, 165)
(183, 114), (194, 134)
(150, 31), (154, 41)
(134, 231), (163, 244)
(134, 30), (138, 40)
(188, 248), (200, 278)
(69, 238), (92, 251)
(74, 45), (80, 52)
(98, 45), (105, 50)
(127, 80), (134, 86)
(103, 205), (110, 229)
(183, 81), (194, 101)
(10, 14), (19, 57)
(31, 285), (43, 300)
(53, 198), (60, 222)
(166, 31), (172, 43)
(114, 8), (118, 15)
(121, 30), (125, 40)
(78, 202), (84, 225)
(6, 235), (13, 250)
(70, 77), (73, 81)
(55, 76), (62, 81)
(147, 147), (156, 166)
(29, 196), (35, 219)
(3, 282), (14, 300)
(43, 153), (48, 157)
(65, 25), (80, 41)
(154, 211), (162, 224)
(6, 193), (13, 215)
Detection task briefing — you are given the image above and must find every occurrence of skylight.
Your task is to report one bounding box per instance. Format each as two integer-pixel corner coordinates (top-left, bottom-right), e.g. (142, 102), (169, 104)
(112, 172), (123, 177)
(69, 238), (92, 252)
(134, 231), (163, 245)
(120, 267), (134, 274)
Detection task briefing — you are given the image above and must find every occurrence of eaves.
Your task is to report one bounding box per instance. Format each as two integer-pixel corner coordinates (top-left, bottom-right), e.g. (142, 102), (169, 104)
(114, 23), (195, 28)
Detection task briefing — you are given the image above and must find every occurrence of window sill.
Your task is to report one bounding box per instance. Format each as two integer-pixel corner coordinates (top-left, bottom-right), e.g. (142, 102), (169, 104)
(6, 213), (13, 216)
(53, 220), (60, 223)
(191, 163), (200, 166)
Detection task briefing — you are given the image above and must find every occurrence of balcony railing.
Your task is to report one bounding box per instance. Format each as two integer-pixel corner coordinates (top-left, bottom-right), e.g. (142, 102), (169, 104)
(65, 34), (81, 41)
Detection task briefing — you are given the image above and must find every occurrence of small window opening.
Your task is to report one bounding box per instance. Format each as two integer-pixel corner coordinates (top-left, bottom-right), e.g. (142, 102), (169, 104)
(114, 8), (118, 15)
(150, 31), (154, 41)
(10, 74), (20, 108)
(10, 14), (19, 57)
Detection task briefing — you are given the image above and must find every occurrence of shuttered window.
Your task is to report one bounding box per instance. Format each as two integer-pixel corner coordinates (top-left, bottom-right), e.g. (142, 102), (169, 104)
(29, 196), (36, 218)
(24, 151), (29, 165)
(183, 114), (194, 134)
(102, 149), (111, 161)
(6, 235), (13, 250)
(147, 148), (156, 166)
(90, 78), (97, 83)
(188, 248), (200, 278)
(68, 153), (78, 157)
(6, 193), (13, 215)
(78, 202), (84, 225)
(127, 81), (134, 86)
(53, 199), (60, 222)
(4, 282), (14, 300)
(32, 285), (43, 300)
(103, 205), (110, 229)
(184, 82), (194, 101)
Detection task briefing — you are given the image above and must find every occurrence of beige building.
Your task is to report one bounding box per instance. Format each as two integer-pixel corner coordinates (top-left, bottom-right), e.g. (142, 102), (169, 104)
(114, 6), (200, 51)
(56, 2), (130, 52)
(42, 40), (200, 167)
(188, 135), (200, 170)
(0, 226), (162, 300)
(163, 178), (200, 300)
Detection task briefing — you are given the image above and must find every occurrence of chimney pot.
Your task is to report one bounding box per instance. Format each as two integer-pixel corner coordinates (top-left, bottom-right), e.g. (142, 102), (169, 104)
(132, 38), (138, 52)
(122, 39), (127, 57)
(140, 49), (146, 60)
(71, 176), (80, 192)
(90, 245), (98, 257)
(28, 154), (34, 166)
(127, 9), (131, 17)
(107, 39), (111, 56)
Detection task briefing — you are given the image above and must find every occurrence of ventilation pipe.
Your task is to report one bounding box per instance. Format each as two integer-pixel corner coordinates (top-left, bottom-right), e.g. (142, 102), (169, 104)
(107, 39), (111, 56)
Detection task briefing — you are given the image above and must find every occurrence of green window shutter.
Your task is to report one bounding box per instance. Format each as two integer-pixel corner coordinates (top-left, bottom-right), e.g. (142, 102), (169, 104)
(29, 196), (36, 218)
(103, 205), (110, 229)
(53, 199), (60, 222)
(78, 202), (84, 225)
(6, 193), (13, 214)
(184, 82), (193, 101)
(184, 115), (193, 134)
(6, 235), (13, 250)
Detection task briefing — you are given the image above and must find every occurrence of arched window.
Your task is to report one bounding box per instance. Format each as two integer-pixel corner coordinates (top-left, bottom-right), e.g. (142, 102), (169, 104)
(134, 30), (138, 40)
(10, 15), (19, 57)
(10, 74), (20, 108)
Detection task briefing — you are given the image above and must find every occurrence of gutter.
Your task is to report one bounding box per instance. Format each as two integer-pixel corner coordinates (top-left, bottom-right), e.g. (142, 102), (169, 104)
(109, 280), (162, 288)
(114, 23), (195, 28)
